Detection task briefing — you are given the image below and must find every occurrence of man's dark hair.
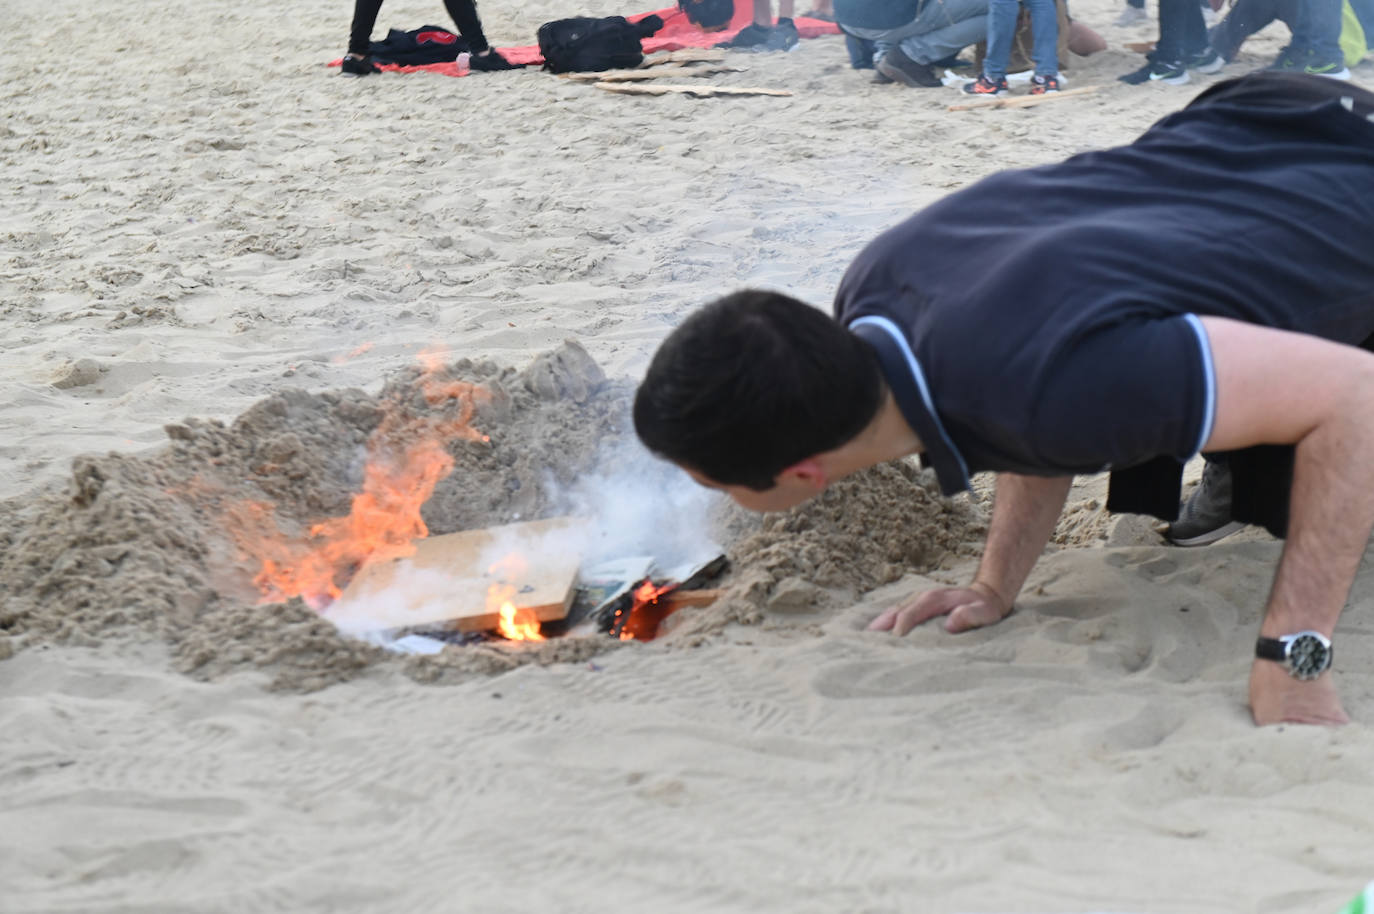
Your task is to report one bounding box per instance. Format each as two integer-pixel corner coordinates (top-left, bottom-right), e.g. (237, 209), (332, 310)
(633, 289), (885, 490)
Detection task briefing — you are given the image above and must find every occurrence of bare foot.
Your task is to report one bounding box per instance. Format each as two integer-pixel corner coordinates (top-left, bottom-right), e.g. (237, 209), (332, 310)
(1249, 660), (1349, 726)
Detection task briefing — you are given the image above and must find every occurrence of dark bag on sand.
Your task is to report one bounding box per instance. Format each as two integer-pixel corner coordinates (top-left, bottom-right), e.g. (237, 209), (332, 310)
(537, 15), (664, 73)
(368, 25), (468, 65)
(678, 0), (735, 30)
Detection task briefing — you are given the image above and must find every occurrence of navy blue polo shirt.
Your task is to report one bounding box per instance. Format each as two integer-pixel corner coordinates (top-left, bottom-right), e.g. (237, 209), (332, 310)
(835, 73), (1374, 502)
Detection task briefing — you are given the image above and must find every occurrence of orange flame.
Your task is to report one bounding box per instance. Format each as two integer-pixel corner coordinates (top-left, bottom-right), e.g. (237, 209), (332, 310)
(497, 602), (545, 641)
(616, 579), (677, 641)
(227, 351), (488, 608)
(488, 554), (544, 641)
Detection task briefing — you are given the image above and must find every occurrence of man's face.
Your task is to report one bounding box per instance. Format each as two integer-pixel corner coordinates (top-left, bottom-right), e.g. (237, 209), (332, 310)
(684, 468), (817, 513)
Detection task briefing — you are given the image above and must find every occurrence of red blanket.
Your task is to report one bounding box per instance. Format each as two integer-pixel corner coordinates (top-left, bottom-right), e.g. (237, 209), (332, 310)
(329, 4), (840, 76)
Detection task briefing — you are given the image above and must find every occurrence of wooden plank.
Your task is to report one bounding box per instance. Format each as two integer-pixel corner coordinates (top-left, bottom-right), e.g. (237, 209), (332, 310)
(643, 48), (728, 65)
(947, 85), (1098, 111)
(593, 82), (792, 98)
(662, 588), (723, 609)
(564, 65), (744, 82)
(325, 517), (586, 634)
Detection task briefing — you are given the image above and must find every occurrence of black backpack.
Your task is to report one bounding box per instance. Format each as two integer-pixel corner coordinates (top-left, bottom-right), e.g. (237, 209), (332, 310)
(537, 15), (664, 73)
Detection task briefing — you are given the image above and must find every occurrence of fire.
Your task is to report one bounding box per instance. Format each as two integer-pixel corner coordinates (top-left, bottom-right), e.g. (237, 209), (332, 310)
(615, 579), (677, 642)
(488, 554), (544, 641)
(497, 602), (545, 641)
(227, 350), (488, 608)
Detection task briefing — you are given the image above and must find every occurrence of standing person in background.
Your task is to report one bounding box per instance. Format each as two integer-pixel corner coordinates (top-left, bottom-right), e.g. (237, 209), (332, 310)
(1118, 0), (1223, 83)
(837, 0), (990, 87)
(1209, 0), (1359, 79)
(963, 0), (1061, 95)
(342, 0), (517, 74)
(715, 0), (802, 50)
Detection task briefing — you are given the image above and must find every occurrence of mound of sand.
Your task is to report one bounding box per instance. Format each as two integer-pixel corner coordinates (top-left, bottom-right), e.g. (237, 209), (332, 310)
(0, 342), (979, 690)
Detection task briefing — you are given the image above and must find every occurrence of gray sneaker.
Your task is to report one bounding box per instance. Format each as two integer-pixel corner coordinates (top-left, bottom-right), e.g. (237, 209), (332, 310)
(1166, 459), (1245, 546)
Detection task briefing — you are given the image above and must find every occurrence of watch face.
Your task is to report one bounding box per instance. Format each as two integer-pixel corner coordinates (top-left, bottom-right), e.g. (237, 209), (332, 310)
(1287, 634), (1332, 680)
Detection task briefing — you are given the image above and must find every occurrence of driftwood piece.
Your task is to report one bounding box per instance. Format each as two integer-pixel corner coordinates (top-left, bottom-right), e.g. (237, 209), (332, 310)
(564, 64), (745, 82)
(642, 48), (728, 65)
(661, 588), (724, 609)
(947, 85), (1098, 111)
(593, 81), (792, 98)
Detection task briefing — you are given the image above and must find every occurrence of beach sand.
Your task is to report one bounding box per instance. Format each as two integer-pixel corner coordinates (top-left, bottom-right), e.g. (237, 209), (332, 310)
(2, 0), (1373, 910)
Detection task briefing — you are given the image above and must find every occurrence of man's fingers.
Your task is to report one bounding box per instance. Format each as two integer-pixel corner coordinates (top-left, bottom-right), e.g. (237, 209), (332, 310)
(869, 588), (1013, 637)
(893, 595), (963, 636)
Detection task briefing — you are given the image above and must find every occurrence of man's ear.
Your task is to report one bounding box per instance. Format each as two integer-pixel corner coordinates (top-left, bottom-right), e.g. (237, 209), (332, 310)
(776, 457), (828, 492)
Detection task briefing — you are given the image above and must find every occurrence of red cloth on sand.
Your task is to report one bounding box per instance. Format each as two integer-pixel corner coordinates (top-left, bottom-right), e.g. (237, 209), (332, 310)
(328, 3), (840, 76)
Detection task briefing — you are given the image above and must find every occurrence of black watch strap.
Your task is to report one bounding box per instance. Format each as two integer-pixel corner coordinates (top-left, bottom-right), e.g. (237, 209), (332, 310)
(1255, 636), (1287, 662)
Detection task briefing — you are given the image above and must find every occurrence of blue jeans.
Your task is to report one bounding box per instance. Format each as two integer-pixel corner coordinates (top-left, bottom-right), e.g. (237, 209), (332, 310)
(983, 0), (1059, 78)
(1154, 0), (1209, 60)
(845, 0), (990, 66)
(1293, 0), (1343, 62)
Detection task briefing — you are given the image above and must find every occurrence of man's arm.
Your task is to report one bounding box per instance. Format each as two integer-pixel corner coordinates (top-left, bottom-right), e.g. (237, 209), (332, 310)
(1199, 316), (1374, 725)
(868, 472), (1072, 635)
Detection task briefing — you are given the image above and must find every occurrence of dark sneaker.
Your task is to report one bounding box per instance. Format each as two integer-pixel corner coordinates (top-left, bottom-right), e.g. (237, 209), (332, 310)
(1029, 74), (1060, 94)
(341, 54), (380, 76)
(872, 69), (895, 84)
(1304, 55), (1351, 79)
(876, 47), (943, 87)
(1186, 46), (1225, 73)
(764, 17), (800, 51)
(1118, 58), (1189, 84)
(1166, 460), (1245, 547)
(962, 73), (1010, 96)
(716, 22), (772, 48)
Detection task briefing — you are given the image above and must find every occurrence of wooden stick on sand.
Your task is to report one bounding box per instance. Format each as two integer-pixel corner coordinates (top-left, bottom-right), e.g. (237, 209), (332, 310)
(947, 85), (1098, 111)
(593, 82), (792, 98)
(642, 48), (728, 65)
(564, 64), (745, 82)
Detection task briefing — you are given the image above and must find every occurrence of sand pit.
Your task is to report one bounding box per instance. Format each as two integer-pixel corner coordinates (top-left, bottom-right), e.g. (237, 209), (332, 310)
(4, 0), (1374, 909)
(0, 340), (978, 691)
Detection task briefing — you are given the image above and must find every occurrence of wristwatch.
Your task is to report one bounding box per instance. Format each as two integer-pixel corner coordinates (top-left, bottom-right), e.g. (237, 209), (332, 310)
(1255, 631), (1333, 680)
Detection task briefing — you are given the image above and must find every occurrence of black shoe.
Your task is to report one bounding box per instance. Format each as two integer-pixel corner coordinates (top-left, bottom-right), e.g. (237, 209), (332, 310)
(716, 23), (773, 49)
(876, 46), (942, 87)
(469, 48), (522, 71)
(1118, 58), (1189, 84)
(765, 17), (800, 51)
(341, 54), (380, 76)
(1166, 460), (1244, 546)
(872, 69), (895, 84)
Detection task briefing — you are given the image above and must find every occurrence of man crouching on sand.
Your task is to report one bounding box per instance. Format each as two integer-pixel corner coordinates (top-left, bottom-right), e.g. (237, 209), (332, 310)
(632, 72), (1374, 727)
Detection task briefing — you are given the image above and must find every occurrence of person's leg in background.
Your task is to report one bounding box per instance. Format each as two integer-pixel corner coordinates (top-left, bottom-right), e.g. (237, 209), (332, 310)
(1025, 0), (1061, 89)
(1285, 0), (1349, 75)
(718, 0), (800, 50)
(343, 0), (385, 74)
(982, 0), (1022, 78)
(898, 0), (991, 67)
(1206, 0), (1288, 61)
(1119, 0), (1219, 83)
